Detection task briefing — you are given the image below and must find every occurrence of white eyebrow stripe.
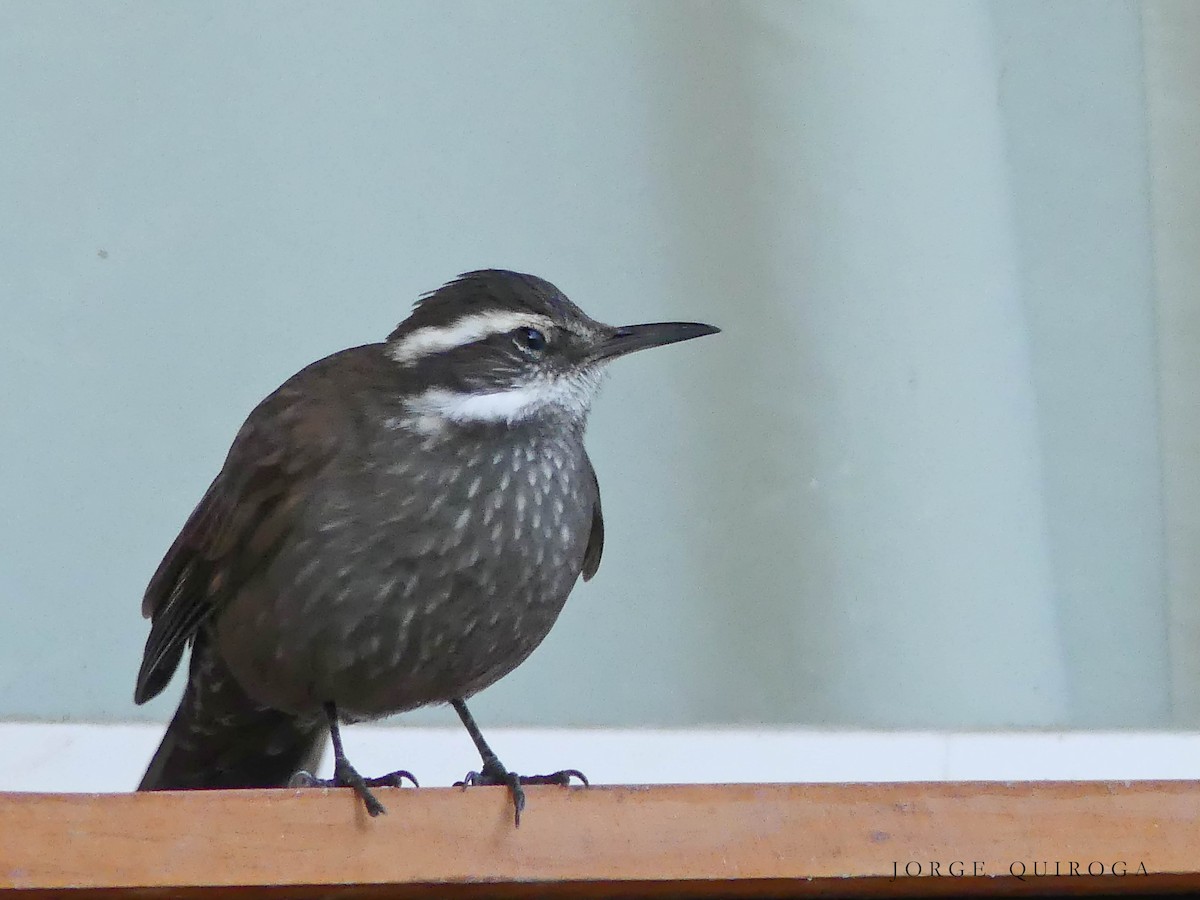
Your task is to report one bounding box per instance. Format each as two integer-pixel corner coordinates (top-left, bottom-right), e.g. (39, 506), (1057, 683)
(387, 312), (555, 364)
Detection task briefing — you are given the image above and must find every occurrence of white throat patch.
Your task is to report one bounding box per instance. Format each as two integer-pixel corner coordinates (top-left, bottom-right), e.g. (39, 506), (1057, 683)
(402, 371), (604, 432)
(388, 311), (557, 364)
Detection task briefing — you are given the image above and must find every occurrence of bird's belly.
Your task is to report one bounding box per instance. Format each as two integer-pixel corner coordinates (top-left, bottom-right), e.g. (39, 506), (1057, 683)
(323, 574), (572, 719)
(216, 446), (594, 719)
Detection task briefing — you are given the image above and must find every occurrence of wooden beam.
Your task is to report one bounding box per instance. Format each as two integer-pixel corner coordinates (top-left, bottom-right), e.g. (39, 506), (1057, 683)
(2, 782), (1199, 897)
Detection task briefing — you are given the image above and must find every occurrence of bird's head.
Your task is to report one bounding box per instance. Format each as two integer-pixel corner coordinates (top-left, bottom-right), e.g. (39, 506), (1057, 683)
(386, 270), (718, 430)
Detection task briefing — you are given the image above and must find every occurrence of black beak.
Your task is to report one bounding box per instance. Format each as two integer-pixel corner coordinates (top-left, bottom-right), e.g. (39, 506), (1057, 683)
(591, 321), (720, 363)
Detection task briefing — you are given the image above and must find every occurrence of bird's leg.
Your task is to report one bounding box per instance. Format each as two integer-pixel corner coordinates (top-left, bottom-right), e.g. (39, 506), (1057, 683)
(451, 698), (587, 827)
(288, 701), (418, 817)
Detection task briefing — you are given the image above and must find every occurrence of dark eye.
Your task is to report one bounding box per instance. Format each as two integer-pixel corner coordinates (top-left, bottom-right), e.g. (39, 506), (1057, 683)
(515, 327), (547, 354)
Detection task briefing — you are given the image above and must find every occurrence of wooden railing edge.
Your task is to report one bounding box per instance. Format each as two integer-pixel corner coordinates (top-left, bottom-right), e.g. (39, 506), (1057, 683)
(3, 781), (1200, 896)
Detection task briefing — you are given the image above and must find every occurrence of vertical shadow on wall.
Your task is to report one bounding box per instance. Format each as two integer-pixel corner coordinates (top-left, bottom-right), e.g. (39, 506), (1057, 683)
(636, 3), (840, 724)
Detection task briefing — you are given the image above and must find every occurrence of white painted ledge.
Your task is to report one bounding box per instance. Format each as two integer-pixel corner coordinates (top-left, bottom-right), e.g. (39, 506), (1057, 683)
(4, 723), (1200, 793)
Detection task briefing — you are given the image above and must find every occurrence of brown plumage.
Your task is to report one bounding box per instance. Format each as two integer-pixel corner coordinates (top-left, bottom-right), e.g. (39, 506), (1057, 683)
(135, 269), (716, 822)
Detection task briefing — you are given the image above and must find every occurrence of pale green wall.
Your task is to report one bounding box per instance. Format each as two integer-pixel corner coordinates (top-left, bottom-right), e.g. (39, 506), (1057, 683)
(0, 1), (1186, 728)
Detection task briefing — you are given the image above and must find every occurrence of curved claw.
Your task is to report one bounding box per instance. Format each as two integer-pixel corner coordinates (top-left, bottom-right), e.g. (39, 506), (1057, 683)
(332, 757), (388, 817)
(289, 763), (417, 818)
(454, 765), (588, 827)
(363, 769), (420, 789)
(290, 767), (419, 790)
(453, 770), (481, 788)
(290, 769), (385, 816)
(518, 768), (588, 787)
(455, 766), (525, 826)
(455, 767), (588, 788)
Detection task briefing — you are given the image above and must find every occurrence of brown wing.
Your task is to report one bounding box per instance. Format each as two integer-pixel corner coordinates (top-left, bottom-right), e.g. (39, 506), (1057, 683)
(134, 374), (342, 705)
(581, 455), (604, 581)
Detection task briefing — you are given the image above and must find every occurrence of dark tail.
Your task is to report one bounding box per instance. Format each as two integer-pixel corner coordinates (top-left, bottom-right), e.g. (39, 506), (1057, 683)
(139, 637), (326, 791)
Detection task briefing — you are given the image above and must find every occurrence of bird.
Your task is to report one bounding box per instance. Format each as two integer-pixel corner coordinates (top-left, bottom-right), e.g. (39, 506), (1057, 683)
(134, 269), (718, 823)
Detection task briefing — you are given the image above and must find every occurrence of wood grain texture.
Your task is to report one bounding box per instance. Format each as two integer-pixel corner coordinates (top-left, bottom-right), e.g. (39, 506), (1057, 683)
(2, 782), (1200, 897)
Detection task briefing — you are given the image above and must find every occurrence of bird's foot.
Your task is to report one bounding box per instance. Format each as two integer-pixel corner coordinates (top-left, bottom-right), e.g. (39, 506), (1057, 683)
(455, 764), (587, 827)
(361, 768), (420, 789)
(290, 763), (418, 817)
